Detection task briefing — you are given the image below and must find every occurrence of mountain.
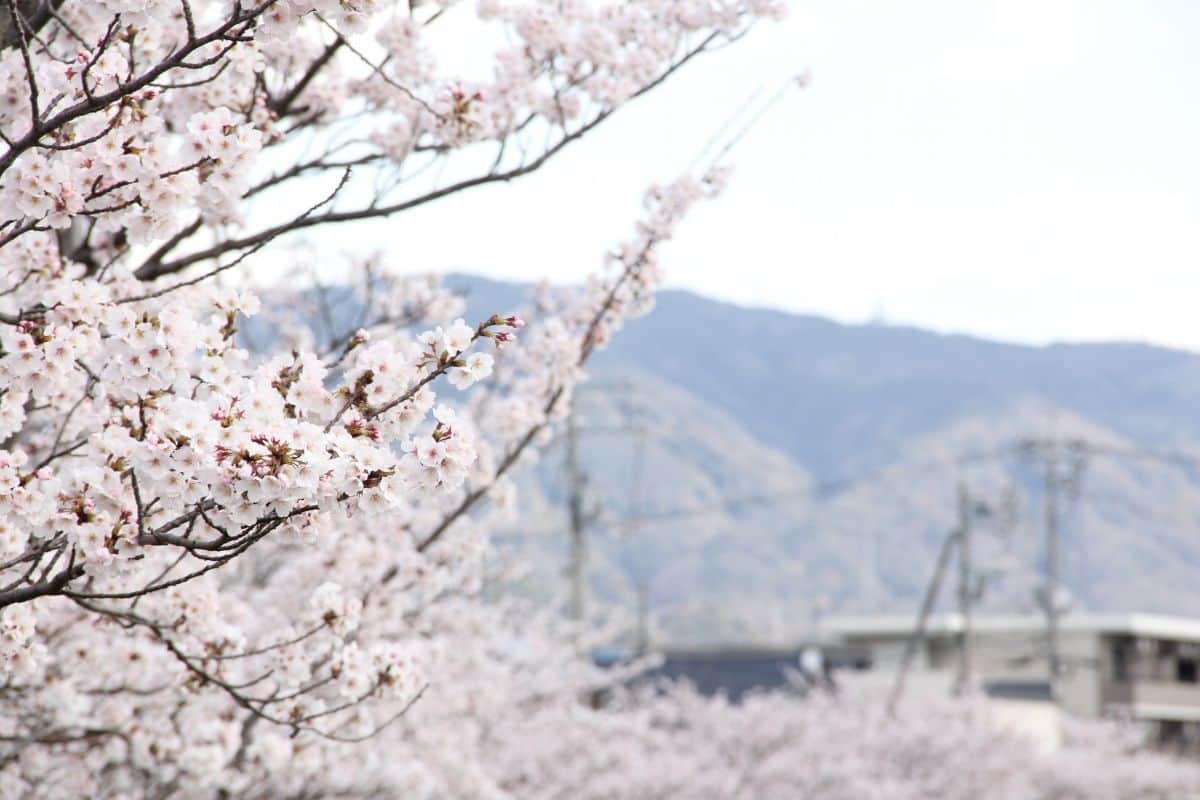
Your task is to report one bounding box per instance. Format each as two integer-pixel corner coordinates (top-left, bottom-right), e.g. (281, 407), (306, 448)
(446, 275), (1200, 643)
(449, 275), (1200, 476)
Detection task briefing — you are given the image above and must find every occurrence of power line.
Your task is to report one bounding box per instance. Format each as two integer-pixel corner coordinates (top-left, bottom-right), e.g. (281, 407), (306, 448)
(617, 445), (1020, 526)
(522, 430), (1200, 549)
(608, 437), (1200, 528)
(539, 392), (1200, 652)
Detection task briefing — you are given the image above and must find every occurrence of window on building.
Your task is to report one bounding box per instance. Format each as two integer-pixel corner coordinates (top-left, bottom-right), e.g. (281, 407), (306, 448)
(1177, 658), (1198, 684)
(1161, 720), (1185, 748)
(1111, 640), (1130, 682)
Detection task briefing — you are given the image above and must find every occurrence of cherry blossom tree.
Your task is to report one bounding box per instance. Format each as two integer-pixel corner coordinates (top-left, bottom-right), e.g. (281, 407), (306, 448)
(3, 2), (1198, 798)
(529, 679), (1200, 800)
(0, 0), (784, 794)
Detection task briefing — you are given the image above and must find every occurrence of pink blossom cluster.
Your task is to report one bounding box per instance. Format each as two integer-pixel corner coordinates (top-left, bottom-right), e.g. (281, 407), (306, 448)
(528, 679), (1200, 800)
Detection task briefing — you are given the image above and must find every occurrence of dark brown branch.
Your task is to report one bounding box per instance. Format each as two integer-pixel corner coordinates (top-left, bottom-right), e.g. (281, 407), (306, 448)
(267, 36), (344, 117)
(0, 558), (83, 609)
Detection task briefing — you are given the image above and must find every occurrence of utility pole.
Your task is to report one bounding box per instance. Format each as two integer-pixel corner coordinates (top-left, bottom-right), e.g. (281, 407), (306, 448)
(565, 406), (587, 621)
(1044, 446), (1062, 695)
(621, 390), (652, 652)
(634, 580), (650, 656)
(953, 481), (973, 696)
(888, 524), (959, 716)
(560, 380), (646, 626)
(1018, 436), (1087, 698)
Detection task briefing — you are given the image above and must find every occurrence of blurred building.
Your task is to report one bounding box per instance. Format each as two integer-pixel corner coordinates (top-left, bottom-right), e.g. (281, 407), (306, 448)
(823, 613), (1200, 750)
(622, 644), (870, 701)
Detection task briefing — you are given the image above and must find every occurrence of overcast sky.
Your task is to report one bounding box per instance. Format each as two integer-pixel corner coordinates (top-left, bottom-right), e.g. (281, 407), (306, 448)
(343, 0), (1200, 351)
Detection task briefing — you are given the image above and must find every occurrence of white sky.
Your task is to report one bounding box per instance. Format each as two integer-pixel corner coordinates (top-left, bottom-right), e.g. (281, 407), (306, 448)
(341, 0), (1200, 351)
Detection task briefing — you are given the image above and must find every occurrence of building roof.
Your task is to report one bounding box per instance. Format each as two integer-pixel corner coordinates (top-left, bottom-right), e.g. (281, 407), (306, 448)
(655, 645), (802, 659)
(822, 612), (1200, 642)
(644, 650), (803, 700)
